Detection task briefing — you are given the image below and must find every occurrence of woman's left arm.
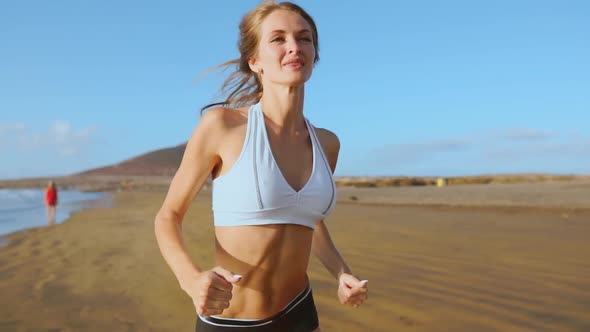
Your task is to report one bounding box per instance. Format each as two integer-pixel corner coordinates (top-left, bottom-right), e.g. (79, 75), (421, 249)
(312, 219), (352, 280)
(312, 128), (368, 307)
(312, 221), (368, 307)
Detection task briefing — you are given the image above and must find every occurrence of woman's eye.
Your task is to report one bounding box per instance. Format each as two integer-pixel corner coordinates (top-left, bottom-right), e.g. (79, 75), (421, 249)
(271, 37), (285, 42)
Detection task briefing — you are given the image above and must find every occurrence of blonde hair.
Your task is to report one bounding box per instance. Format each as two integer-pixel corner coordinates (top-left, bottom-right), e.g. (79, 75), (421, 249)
(201, 1), (319, 112)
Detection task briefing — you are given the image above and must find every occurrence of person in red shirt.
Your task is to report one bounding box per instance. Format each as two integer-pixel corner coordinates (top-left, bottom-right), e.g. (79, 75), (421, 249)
(45, 181), (58, 225)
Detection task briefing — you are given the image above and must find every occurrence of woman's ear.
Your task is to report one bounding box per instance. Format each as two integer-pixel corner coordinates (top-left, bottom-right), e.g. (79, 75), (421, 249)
(248, 57), (260, 74)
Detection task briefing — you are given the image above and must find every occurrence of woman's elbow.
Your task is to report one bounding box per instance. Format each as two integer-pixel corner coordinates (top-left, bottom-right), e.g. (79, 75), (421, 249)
(154, 207), (182, 233)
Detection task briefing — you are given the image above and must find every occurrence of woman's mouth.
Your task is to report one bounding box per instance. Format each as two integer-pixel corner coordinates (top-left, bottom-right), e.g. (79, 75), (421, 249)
(283, 59), (305, 70)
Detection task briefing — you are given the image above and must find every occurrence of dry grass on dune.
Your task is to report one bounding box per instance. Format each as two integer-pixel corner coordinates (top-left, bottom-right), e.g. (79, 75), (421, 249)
(2, 174), (588, 192)
(335, 174), (589, 188)
(337, 180), (590, 210)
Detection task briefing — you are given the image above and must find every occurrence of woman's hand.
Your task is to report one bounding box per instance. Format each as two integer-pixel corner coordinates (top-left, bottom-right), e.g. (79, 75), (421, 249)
(183, 266), (242, 316)
(337, 273), (368, 308)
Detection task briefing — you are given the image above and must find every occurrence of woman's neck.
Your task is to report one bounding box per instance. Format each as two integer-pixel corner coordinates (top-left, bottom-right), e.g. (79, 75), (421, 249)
(260, 85), (306, 135)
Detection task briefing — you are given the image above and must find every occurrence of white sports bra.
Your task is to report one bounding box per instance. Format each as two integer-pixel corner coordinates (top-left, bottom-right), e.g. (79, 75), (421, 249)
(211, 101), (337, 229)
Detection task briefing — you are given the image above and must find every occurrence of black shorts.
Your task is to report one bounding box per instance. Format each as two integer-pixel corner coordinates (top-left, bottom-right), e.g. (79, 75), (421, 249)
(196, 285), (319, 332)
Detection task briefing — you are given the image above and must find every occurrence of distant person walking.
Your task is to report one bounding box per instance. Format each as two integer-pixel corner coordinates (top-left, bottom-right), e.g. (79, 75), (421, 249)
(45, 181), (58, 225)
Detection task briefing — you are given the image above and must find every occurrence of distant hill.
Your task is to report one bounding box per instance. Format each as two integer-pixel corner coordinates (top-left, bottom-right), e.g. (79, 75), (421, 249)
(76, 143), (187, 177)
(0, 140), (587, 191)
(64, 141), (588, 188)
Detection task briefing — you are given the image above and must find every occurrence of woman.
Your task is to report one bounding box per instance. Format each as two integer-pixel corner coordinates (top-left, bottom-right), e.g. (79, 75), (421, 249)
(154, 2), (368, 331)
(45, 180), (58, 225)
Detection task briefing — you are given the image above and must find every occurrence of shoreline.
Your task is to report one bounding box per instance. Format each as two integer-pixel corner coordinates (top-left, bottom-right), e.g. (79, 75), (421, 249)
(0, 190), (113, 247)
(3, 178), (589, 245)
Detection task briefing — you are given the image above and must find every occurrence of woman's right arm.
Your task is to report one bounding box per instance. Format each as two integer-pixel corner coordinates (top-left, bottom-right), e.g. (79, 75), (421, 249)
(154, 108), (223, 288)
(154, 108), (241, 316)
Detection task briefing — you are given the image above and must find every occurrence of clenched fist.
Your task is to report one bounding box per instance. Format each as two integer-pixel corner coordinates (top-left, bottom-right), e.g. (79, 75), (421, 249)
(337, 273), (368, 308)
(184, 266), (242, 316)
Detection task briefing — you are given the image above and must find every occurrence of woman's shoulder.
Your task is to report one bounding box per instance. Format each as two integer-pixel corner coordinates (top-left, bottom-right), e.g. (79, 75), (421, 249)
(193, 106), (250, 139)
(183, 106), (252, 160)
(310, 126), (340, 171)
(311, 126), (340, 151)
(200, 106), (249, 128)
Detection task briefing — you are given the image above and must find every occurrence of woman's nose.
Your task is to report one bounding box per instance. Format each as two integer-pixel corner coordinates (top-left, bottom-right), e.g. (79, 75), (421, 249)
(287, 37), (301, 54)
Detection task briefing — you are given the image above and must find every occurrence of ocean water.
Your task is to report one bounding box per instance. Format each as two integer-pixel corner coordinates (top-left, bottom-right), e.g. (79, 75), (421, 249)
(0, 189), (111, 236)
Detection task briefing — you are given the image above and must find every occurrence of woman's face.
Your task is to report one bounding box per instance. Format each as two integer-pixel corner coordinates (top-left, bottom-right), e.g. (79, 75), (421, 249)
(251, 9), (316, 87)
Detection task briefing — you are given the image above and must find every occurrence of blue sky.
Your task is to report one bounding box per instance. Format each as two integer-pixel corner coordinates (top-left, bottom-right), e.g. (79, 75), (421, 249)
(1, 0), (588, 179)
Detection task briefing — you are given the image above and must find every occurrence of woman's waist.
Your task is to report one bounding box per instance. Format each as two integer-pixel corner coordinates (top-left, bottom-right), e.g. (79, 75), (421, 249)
(214, 250), (310, 294)
(214, 224), (313, 269)
(215, 272), (310, 319)
(212, 224), (313, 317)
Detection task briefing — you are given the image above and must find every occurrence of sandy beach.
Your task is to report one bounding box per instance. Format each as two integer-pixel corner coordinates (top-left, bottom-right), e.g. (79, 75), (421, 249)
(1, 181), (590, 331)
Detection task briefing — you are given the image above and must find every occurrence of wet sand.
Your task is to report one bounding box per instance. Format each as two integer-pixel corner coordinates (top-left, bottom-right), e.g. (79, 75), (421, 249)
(1, 182), (590, 331)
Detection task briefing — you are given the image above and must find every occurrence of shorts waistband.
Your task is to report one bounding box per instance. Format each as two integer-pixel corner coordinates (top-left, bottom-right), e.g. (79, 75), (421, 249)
(198, 284), (312, 328)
